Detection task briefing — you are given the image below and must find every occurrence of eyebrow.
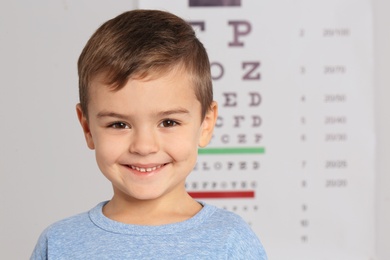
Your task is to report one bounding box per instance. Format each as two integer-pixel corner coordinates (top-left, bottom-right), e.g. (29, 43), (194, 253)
(96, 108), (190, 120)
(157, 108), (190, 117)
(96, 111), (129, 120)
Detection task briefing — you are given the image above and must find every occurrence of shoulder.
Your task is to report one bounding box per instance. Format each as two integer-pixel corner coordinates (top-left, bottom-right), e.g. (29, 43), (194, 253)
(30, 203), (101, 260)
(39, 201), (109, 239)
(41, 210), (90, 238)
(201, 203), (252, 232)
(200, 203), (268, 259)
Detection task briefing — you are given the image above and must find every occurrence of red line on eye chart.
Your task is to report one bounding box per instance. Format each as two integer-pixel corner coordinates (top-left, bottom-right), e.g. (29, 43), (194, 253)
(189, 191), (255, 199)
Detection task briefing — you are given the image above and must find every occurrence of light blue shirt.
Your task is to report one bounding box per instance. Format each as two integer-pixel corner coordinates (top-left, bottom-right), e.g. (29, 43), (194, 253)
(31, 201), (267, 259)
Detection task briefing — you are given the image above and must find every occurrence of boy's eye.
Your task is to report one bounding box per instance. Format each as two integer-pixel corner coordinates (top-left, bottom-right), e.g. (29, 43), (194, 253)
(109, 122), (129, 129)
(160, 119), (178, 128)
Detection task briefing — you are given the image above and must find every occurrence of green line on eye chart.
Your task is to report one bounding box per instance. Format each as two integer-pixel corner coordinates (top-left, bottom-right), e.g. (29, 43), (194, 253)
(198, 147), (265, 155)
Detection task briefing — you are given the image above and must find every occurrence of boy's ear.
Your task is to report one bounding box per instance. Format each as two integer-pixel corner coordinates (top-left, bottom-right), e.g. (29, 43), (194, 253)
(76, 104), (95, 150)
(199, 101), (218, 147)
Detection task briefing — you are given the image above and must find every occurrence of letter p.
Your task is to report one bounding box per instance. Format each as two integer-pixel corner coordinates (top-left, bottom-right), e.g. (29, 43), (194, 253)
(228, 21), (252, 47)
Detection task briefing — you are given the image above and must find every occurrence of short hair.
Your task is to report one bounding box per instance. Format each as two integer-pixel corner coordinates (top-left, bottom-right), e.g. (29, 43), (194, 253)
(78, 9), (213, 120)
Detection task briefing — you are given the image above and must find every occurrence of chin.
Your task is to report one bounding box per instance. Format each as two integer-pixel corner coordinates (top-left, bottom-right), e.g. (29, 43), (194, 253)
(124, 189), (167, 202)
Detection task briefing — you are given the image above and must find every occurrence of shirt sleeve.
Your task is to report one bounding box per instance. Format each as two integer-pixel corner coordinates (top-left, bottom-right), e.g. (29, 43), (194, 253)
(225, 223), (268, 260)
(30, 229), (48, 260)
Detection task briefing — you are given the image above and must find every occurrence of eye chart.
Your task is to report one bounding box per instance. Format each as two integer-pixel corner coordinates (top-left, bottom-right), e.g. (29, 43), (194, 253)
(140, 1), (375, 259)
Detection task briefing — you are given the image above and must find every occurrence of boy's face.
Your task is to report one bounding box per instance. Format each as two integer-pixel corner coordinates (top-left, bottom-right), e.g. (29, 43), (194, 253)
(77, 67), (217, 203)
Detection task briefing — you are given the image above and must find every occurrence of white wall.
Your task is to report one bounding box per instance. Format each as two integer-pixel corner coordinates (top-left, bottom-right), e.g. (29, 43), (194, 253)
(0, 1), (388, 259)
(372, 1), (390, 259)
(0, 1), (138, 259)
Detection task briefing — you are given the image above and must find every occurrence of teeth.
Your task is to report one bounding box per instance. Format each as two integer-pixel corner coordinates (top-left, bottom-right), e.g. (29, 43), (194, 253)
(130, 164), (162, 172)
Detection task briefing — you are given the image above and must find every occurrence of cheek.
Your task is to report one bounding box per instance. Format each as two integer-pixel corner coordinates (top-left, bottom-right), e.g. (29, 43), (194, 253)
(165, 129), (200, 163)
(93, 134), (126, 165)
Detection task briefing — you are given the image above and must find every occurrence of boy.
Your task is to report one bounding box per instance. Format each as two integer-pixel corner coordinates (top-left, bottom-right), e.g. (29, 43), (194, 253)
(31, 9), (267, 259)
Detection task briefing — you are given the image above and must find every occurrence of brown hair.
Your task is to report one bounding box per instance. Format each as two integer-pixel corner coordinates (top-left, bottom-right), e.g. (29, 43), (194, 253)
(78, 9), (213, 119)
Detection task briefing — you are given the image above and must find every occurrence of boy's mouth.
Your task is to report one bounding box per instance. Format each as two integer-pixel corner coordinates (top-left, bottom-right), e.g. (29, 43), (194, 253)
(128, 163), (167, 173)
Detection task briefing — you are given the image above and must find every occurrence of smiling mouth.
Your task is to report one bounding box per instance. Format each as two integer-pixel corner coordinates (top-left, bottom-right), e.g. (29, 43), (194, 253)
(129, 164), (167, 173)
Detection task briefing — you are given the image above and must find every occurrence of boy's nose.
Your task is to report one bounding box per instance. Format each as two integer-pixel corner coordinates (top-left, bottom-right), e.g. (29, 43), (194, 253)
(128, 129), (159, 155)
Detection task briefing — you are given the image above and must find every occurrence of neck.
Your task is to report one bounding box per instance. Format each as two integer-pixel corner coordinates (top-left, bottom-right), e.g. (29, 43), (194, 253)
(102, 189), (202, 225)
